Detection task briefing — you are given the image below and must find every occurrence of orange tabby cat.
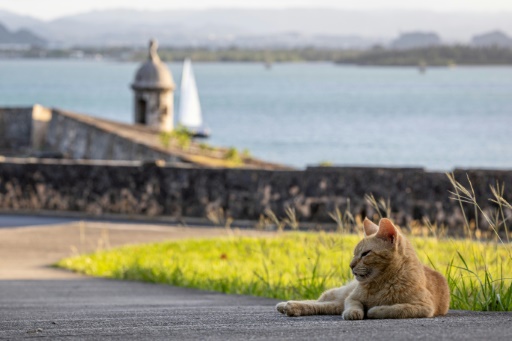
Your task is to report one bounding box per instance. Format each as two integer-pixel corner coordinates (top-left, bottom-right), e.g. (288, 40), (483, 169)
(276, 218), (450, 319)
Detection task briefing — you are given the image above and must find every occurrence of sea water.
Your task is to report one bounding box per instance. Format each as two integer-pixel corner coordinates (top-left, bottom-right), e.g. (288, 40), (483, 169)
(1, 59), (511, 169)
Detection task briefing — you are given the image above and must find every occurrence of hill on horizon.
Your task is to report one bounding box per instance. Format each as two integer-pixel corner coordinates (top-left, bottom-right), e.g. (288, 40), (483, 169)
(0, 22), (46, 46)
(0, 8), (511, 48)
(472, 30), (512, 48)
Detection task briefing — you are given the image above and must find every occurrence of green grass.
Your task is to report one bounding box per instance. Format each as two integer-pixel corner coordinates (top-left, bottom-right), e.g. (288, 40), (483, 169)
(57, 232), (512, 311)
(159, 126), (193, 150)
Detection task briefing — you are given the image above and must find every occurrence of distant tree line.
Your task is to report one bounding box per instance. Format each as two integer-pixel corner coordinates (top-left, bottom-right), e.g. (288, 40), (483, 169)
(336, 45), (512, 66)
(3, 45), (512, 66)
(144, 47), (360, 63)
(129, 45), (512, 66)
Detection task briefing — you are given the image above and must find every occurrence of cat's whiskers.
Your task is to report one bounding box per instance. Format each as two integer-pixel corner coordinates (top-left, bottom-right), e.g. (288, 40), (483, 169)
(353, 267), (373, 281)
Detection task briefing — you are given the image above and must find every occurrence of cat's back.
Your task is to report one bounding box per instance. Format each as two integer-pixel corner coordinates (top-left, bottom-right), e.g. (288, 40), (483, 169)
(423, 265), (450, 316)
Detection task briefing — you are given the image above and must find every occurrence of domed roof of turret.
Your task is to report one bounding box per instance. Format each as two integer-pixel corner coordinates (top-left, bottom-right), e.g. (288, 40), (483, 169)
(132, 39), (175, 91)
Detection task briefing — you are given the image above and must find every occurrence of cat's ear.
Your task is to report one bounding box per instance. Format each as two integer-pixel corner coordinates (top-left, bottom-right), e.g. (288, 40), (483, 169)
(376, 218), (398, 244)
(363, 218), (379, 237)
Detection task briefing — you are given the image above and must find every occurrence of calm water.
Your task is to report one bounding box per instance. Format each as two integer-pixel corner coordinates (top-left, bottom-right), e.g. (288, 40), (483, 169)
(1, 59), (512, 169)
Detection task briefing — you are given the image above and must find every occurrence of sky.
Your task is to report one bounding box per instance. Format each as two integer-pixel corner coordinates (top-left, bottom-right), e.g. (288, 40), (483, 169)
(1, 0), (511, 20)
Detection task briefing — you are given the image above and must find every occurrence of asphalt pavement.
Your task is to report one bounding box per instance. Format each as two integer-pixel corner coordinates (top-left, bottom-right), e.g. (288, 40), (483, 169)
(0, 215), (510, 340)
(1, 278), (511, 340)
(0, 214), (80, 228)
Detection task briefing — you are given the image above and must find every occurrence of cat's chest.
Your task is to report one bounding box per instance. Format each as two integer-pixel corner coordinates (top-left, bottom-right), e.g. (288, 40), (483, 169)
(360, 284), (411, 307)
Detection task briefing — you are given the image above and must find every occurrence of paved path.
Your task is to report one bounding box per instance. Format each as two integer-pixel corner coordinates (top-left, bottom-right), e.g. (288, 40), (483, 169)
(2, 278), (511, 340)
(1, 216), (511, 340)
(0, 214), (80, 228)
(0, 217), (271, 280)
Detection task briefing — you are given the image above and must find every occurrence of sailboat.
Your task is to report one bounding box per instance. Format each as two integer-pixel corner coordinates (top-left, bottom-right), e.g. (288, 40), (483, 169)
(178, 59), (210, 138)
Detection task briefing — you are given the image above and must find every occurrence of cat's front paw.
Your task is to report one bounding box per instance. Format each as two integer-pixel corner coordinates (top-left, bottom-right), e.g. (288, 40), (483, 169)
(342, 308), (364, 320)
(367, 306), (388, 319)
(275, 302), (304, 317)
(276, 302), (287, 314)
(283, 302), (303, 317)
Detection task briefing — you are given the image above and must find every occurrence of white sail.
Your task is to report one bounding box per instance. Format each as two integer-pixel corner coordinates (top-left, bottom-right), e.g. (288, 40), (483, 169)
(178, 59), (203, 128)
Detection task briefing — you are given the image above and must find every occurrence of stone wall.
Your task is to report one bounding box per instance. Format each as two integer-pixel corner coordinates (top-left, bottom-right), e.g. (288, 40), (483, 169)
(44, 109), (179, 162)
(0, 158), (510, 232)
(0, 106), (285, 169)
(0, 107), (32, 150)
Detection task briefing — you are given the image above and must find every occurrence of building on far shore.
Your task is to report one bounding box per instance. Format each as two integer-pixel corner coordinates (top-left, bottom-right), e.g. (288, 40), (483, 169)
(131, 39), (175, 132)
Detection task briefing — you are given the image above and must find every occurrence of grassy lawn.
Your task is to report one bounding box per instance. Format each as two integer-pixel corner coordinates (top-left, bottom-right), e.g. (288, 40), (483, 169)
(58, 232), (512, 312)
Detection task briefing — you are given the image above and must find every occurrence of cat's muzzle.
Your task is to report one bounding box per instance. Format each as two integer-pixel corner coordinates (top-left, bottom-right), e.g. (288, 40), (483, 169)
(353, 269), (372, 280)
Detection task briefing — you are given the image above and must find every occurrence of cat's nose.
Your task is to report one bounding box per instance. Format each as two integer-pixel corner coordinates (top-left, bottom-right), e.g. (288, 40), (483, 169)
(349, 260), (357, 269)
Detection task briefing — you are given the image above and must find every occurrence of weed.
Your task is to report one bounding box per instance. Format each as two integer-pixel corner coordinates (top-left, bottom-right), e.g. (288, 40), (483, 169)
(263, 208), (286, 232)
(204, 206), (234, 233)
(365, 193), (391, 219)
(445, 173), (512, 310)
(224, 147), (243, 165)
(328, 201), (356, 234)
(284, 207), (300, 230)
(159, 126), (193, 150)
(199, 142), (215, 152)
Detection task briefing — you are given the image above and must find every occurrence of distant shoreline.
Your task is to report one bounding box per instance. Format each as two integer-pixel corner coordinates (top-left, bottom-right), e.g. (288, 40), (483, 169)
(2, 58), (512, 68)
(2, 45), (512, 66)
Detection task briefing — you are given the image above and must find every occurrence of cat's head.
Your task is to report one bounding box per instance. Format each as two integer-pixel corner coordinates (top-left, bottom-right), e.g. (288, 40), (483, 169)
(349, 218), (406, 283)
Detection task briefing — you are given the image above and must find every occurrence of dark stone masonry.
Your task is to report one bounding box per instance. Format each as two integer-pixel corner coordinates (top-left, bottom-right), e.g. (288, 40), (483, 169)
(1, 105), (511, 232)
(0, 107), (33, 152)
(0, 158), (511, 232)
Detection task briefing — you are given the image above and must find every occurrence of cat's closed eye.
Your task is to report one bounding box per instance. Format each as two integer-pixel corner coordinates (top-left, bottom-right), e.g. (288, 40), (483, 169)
(361, 250), (371, 257)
